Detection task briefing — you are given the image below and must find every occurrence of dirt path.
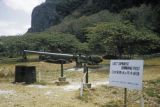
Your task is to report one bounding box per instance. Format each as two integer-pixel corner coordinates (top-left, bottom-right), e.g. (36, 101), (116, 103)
(0, 78), (108, 107)
(0, 62), (109, 107)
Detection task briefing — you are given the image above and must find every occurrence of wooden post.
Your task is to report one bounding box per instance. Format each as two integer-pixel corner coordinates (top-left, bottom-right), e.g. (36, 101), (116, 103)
(124, 88), (127, 107)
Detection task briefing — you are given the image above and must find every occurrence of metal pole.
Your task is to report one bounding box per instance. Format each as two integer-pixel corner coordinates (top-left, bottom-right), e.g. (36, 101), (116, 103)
(22, 51), (27, 60)
(61, 60), (64, 77)
(83, 63), (87, 73)
(124, 88), (127, 107)
(86, 66), (88, 84)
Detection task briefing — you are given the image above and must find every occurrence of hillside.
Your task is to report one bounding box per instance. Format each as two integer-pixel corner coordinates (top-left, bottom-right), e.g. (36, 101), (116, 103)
(0, 0), (160, 58)
(0, 1), (160, 107)
(28, 0), (160, 33)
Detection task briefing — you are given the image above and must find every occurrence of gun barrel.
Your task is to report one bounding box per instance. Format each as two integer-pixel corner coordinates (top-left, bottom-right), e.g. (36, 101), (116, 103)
(24, 50), (74, 58)
(23, 50), (102, 65)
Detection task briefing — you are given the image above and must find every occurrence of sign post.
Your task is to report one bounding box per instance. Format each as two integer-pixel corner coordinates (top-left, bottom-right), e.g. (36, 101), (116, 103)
(140, 91), (144, 107)
(124, 88), (127, 107)
(109, 60), (144, 107)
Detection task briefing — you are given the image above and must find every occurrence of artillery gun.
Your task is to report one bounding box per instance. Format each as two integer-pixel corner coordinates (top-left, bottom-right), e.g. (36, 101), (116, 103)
(23, 50), (102, 86)
(23, 50), (103, 67)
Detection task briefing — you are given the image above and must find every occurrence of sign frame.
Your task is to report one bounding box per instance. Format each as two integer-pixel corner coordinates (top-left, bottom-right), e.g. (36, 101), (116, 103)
(109, 60), (144, 90)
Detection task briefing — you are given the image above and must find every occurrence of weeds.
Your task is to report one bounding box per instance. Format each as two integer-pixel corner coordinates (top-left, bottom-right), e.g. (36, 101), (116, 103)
(0, 57), (159, 107)
(102, 100), (119, 107)
(144, 79), (160, 104)
(35, 80), (48, 85)
(77, 91), (91, 103)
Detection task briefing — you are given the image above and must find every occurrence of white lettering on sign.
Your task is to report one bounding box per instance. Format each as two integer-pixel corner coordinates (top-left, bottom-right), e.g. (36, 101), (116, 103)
(109, 60), (144, 90)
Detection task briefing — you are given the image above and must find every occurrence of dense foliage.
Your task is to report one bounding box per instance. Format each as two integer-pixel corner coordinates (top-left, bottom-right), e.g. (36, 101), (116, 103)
(29, 0), (160, 33)
(86, 21), (160, 58)
(0, 1), (160, 58)
(0, 33), (83, 57)
(48, 10), (121, 42)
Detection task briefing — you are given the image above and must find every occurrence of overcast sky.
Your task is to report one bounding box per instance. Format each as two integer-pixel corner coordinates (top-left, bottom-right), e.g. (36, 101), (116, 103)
(0, 0), (45, 36)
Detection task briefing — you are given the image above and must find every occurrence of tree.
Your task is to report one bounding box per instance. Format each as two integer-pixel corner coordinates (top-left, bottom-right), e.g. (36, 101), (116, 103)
(86, 21), (160, 58)
(121, 4), (159, 32)
(49, 10), (121, 42)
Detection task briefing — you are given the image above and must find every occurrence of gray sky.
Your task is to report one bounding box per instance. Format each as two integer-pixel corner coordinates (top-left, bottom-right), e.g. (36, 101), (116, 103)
(0, 0), (45, 36)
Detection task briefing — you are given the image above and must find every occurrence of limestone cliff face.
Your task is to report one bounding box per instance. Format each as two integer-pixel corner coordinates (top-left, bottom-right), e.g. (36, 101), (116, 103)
(28, 3), (57, 32)
(28, 0), (86, 32)
(28, 0), (143, 33)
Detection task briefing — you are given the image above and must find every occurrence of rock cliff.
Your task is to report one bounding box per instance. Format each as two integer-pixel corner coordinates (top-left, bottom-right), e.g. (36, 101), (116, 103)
(28, 0), (86, 32)
(28, 0), (147, 33)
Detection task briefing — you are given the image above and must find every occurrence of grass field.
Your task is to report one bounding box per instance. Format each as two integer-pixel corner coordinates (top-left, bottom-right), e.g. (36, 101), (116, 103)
(0, 57), (159, 107)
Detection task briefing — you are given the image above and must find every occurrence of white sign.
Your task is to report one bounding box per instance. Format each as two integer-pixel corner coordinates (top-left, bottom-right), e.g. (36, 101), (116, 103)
(109, 60), (144, 90)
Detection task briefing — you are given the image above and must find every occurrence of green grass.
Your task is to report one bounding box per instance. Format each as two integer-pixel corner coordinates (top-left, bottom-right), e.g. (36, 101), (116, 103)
(144, 57), (160, 66)
(102, 101), (119, 107)
(0, 56), (159, 107)
(143, 57), (160, 80)
(0, 55), (39, 64)
(77, 91), (91, 103)
(0, 57), (75, 82)
(144, 79), (160, 103)
(75, 57), (160, 106)
(145, 88), (157, 97)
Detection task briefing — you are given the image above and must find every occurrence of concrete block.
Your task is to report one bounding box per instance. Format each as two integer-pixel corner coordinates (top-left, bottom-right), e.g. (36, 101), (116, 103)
(58, 77), (66, 82)
(83, 83), (91, 89)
